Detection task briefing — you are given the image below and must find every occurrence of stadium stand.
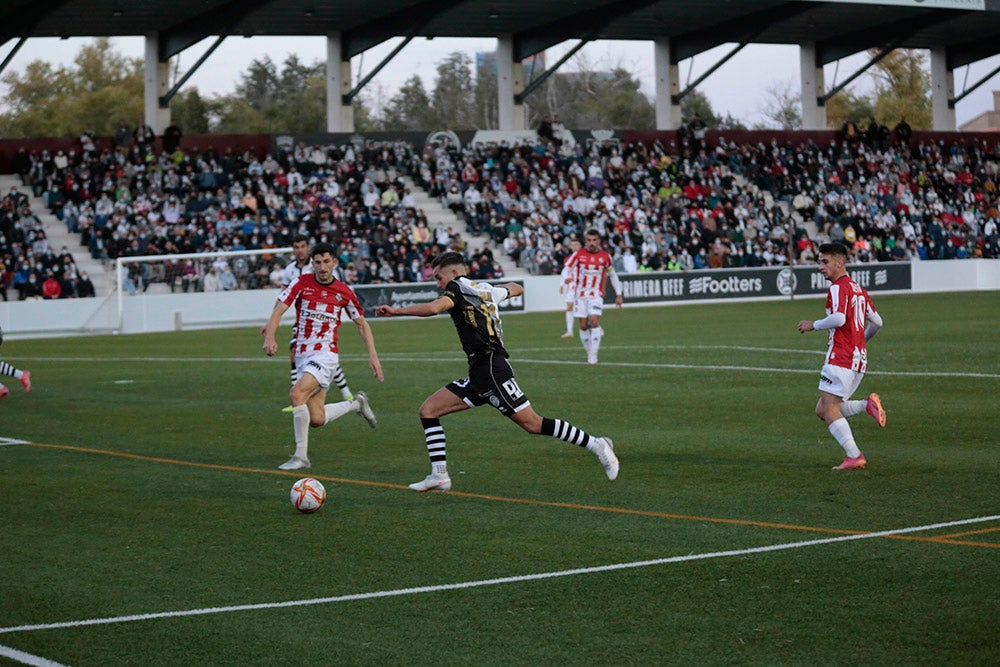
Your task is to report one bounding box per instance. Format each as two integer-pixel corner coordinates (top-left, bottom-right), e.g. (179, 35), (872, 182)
(1, 173), (107, 301)
(2, 127), (997, 300)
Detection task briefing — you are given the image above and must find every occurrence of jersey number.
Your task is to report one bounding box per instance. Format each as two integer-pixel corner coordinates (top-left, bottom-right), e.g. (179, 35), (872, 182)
(851, 295), (867, 330)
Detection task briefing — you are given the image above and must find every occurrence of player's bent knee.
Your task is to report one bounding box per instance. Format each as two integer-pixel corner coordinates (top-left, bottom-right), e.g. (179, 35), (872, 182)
(418, 404), (441, 420)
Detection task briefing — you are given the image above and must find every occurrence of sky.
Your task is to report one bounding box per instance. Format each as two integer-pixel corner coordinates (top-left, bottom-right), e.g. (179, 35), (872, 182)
(3, 34), (1000, 128)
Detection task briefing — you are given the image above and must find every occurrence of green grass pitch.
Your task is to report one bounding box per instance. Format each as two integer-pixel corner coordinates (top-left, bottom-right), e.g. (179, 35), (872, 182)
(1, 291), (998, 665)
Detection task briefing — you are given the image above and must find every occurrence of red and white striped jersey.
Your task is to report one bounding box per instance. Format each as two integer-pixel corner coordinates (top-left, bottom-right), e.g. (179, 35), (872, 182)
(560, 255), (577, 292)
(564, 248), (621, 299)
(824, 274), (877, 372)
(278, 275), (363, 355)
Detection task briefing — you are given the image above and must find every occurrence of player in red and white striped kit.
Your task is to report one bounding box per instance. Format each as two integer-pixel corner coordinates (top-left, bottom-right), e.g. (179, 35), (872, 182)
(559, 237), (582, 339)
(262, 243), (384, 470)
(277, 235), (355, 410)
(563, 229), (623, 364)
(798, 242), (886, 470)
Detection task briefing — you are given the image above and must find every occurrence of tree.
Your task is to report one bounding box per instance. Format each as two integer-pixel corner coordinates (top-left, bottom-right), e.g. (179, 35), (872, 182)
(869, 49), (931, 129)
(681, 89), (719, 127)
(430, 52), (477, 129)
(234, 56), (280, 113)
(213, 53), (375, 133)
(757, 80), (802, 130)
(474, 60), (499, 130)
(526, 55), (654, 130)
(0, 38), (143, 138)
(717, 113), (748, 131)
(579, 67), (655, 129)
(170, 88), (210, 135)
(824, 88), (875, 130)
(381, 75), (436, 130)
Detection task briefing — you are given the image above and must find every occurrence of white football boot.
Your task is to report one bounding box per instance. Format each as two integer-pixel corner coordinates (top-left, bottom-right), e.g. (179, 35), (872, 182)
(408, 472), (452, 492)
(355, 391), (377, 429)
(588, 437), (619, 480)
(278, 455), (311, 471)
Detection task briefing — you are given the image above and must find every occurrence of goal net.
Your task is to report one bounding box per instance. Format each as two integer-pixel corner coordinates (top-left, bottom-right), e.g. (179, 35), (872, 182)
(114, 247), (295, 297)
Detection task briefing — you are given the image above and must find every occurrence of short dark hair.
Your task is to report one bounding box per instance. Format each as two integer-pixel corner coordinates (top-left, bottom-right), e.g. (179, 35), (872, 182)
(818, 242), (849, 259)
(310, 242), (337, 259)
(291, 234), (309, 245)
(431, 252), (466, 270)
(585, 228), (601, 238)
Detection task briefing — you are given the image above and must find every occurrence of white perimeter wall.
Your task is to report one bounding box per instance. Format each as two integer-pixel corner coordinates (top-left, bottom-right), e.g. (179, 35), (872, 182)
(3, 260), (999, 340)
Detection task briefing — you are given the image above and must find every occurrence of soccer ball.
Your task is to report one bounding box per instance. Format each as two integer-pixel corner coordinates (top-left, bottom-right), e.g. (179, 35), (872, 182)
(290, 477), (326, 513)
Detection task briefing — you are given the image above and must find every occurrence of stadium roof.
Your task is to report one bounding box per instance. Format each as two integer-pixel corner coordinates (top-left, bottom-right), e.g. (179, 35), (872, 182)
(3, 0), (1000, 69)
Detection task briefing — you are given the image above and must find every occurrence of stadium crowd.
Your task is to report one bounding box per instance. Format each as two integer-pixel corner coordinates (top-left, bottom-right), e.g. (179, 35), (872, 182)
(419, 123), (1000, 276)
(1, 184), (96, 300)
(3, 119), (998, 299)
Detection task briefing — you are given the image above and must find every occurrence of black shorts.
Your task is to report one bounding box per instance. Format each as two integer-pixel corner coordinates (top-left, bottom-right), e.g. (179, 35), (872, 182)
(446, 352), (530, 416)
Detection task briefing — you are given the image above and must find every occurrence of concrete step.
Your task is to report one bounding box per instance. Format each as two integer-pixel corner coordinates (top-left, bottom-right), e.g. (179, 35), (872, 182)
(403, 176), (524, 278)
(0, 173), (114, 298)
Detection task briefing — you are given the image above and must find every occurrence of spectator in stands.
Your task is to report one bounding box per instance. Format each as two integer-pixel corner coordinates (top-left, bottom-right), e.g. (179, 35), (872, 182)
(162, 119), (183, 156)
(23, 272), (42, 300)
(537, 116), (555, 145)
(113, 120), (131, 149)
(134, 121), (155, 154)
(202, 265), (222, 292)
(893, 117), (913, 149)
(13, 148), (31, 186)
(77, 271), (96, 298)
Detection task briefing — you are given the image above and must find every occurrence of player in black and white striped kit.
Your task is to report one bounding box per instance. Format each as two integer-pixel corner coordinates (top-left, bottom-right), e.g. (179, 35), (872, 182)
(376, 251), (619, 491)
(0, 326), (31, 399)
(276, 235), (353, 407)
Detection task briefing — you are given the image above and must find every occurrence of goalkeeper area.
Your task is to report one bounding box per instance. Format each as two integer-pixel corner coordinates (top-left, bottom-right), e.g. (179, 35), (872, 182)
(0, 292), (998, 665)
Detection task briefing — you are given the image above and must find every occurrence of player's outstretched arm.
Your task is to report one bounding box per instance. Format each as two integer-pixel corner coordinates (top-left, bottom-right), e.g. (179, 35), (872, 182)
(376, 296), (452, 318)
(500, 282), (524, 298)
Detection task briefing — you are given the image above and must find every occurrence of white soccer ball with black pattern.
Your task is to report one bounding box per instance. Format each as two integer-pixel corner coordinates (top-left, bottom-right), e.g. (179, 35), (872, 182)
(290, 477), (326, 513)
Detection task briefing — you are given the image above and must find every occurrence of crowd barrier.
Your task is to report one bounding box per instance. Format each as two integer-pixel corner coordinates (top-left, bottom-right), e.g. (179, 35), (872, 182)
(2, 260), (998, 340)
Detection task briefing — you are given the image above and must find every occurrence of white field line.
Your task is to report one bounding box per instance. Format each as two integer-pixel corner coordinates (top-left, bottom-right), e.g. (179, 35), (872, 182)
(0, 643), (67, 667)
(8, 353), (999, 379)
(0, 514), (996, 636)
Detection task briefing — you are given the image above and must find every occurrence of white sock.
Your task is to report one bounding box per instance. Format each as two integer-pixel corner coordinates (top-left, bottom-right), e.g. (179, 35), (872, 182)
(432, 462), (448, 476)
(840, 400), (867, 418)
(292, 405), (310, 460)
(829, 417), (862, 458)
(324, 399), (355, 424)
(579, 328), (591, 352)
(565, 311), (574, 334)
(590, 326), (604, 355)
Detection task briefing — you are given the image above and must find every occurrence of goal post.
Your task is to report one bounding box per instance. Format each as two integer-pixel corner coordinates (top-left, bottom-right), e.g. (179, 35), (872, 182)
(114, 247), (295, 331)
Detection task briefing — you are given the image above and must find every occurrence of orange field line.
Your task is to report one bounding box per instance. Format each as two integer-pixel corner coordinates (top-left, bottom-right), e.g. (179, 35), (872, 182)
(933, 525), (1000, 540)
(25, 441), (1000, 549)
